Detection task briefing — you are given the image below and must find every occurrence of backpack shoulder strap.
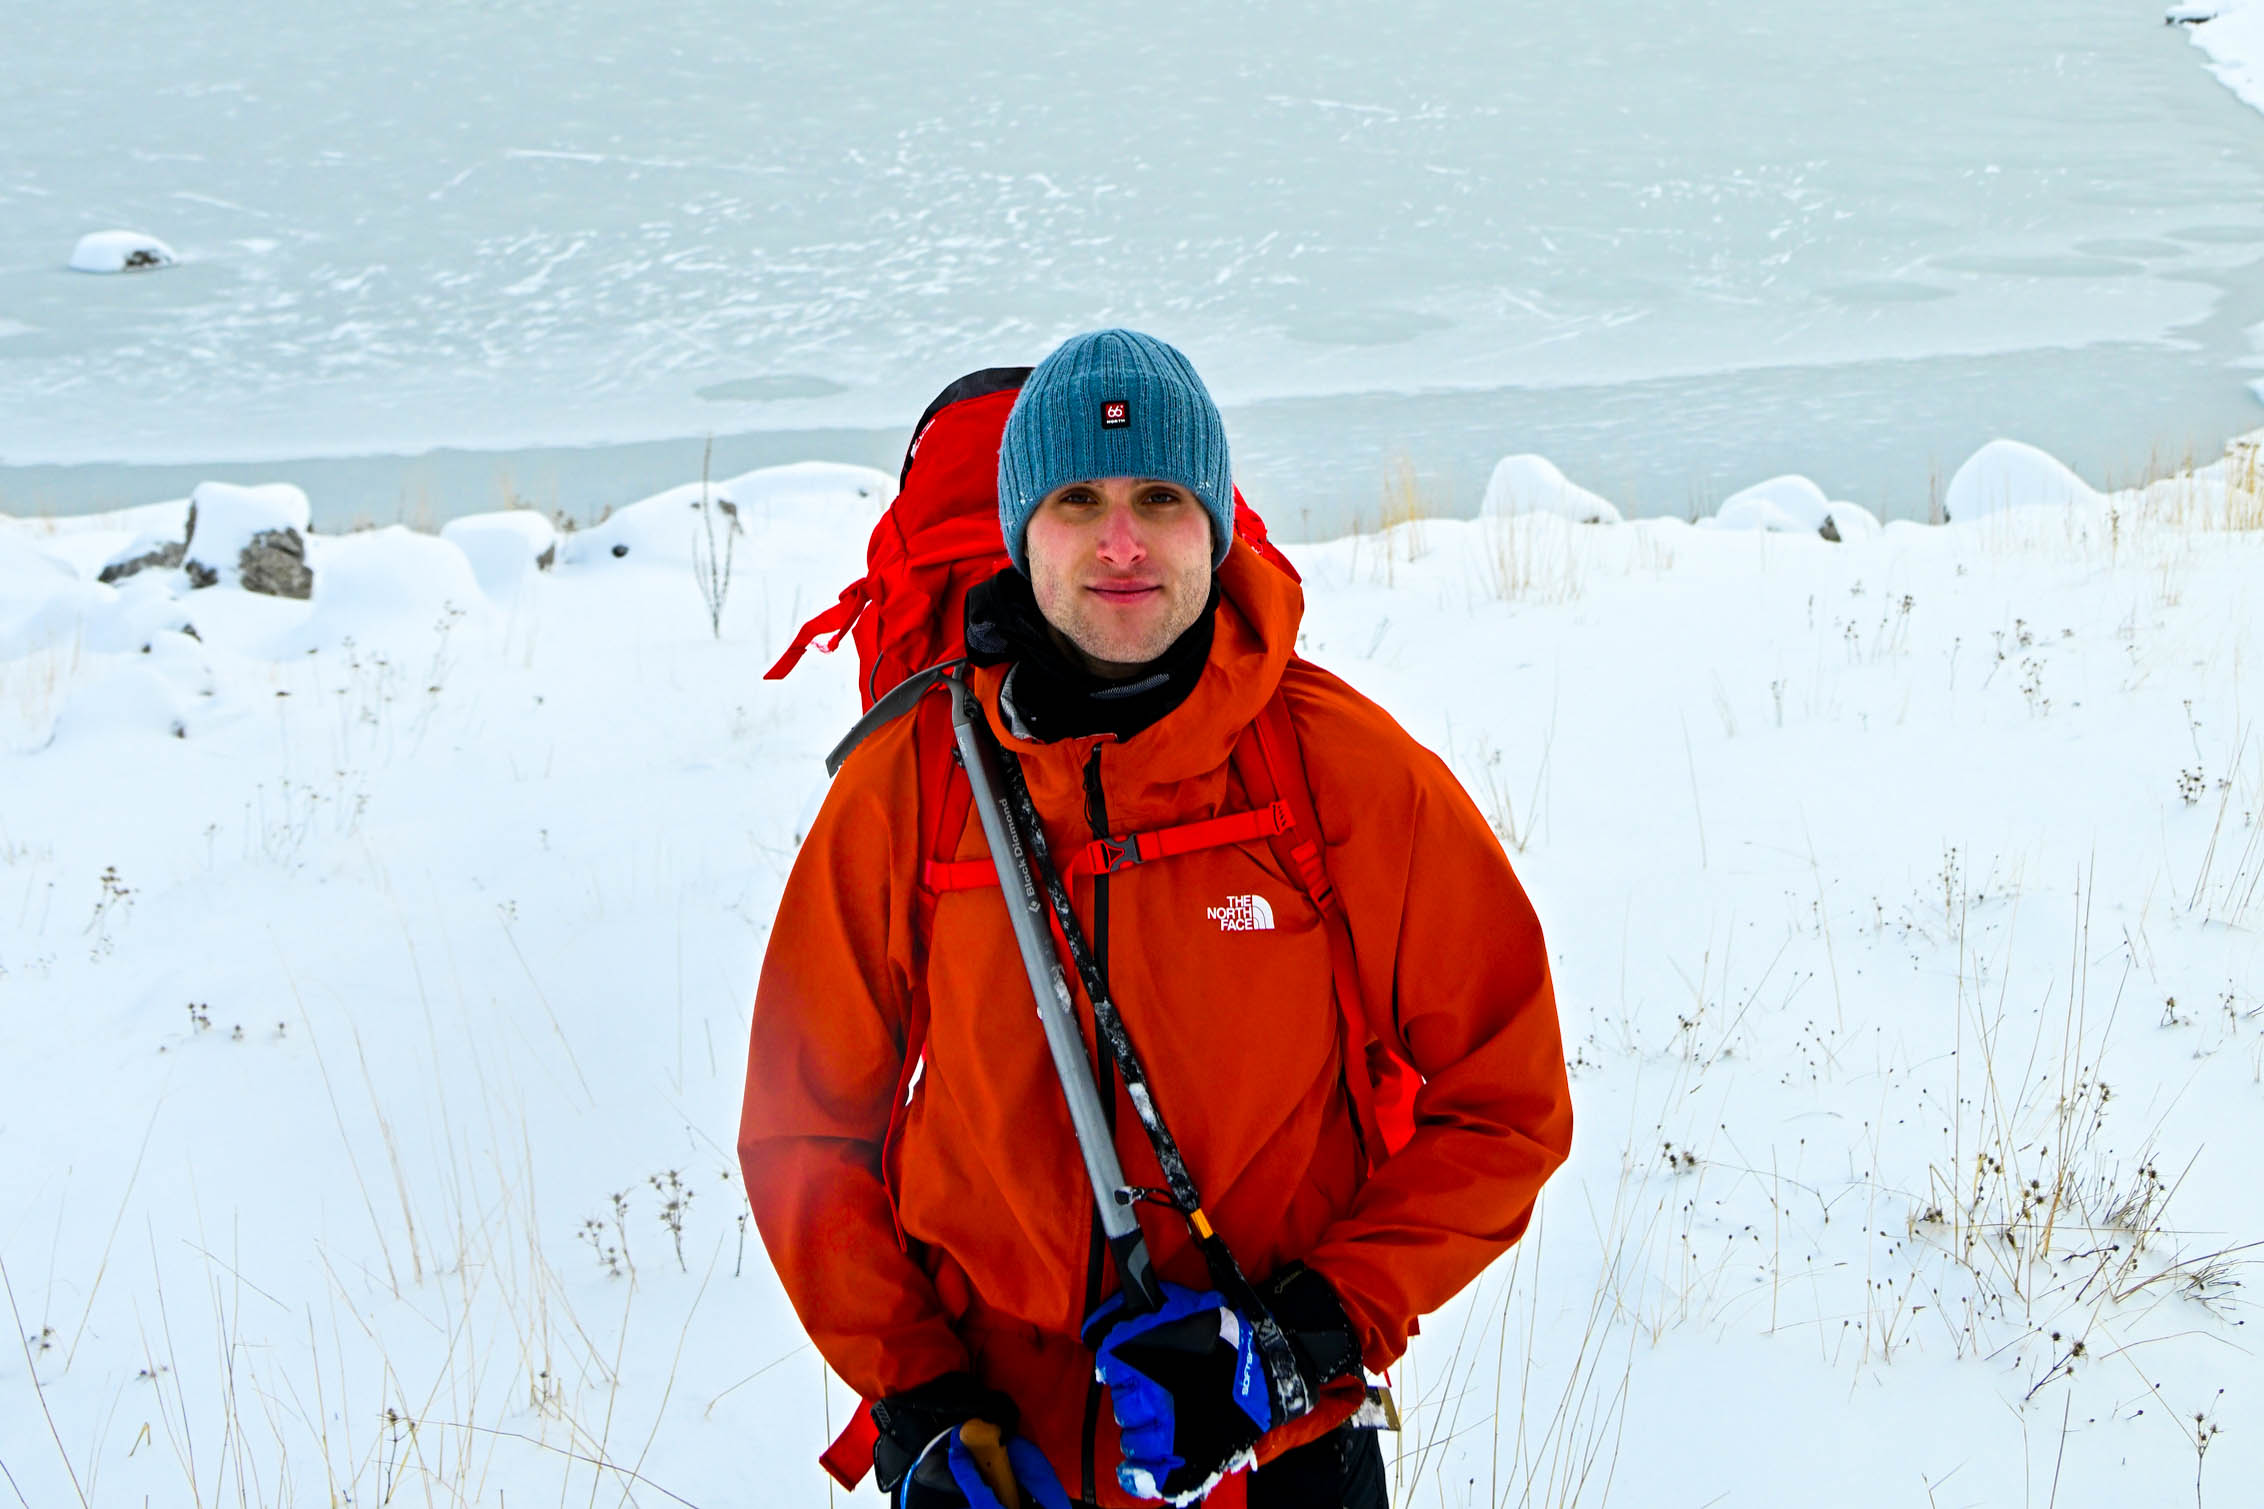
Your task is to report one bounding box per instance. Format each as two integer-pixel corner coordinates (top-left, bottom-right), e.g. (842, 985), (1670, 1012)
(825, 660), (962, 776)
(1234, 689), (1419, 1164)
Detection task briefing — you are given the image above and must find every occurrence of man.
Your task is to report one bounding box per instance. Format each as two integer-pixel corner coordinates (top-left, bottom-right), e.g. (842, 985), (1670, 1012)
(740, 329), (1573, 1508)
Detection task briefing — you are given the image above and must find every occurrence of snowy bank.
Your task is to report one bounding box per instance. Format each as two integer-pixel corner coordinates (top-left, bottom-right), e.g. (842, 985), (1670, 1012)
(2178, 0), (2264, 116)
(3, 441), (2261, 1508)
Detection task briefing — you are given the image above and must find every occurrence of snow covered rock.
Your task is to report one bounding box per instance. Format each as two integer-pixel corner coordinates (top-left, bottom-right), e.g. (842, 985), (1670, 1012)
(1942, 440), (2102, 522)
(97, 531), (187, 585)
(556, 462), (894, 569)
(1709, 475), (1832, 533)
(183, 482), (314, 598)
(1479, 455), (1623, 524)
(295, 527), (486, 648)
(45, 663), (191, 744)
(0, 535), (89, 660)
(441, 510), (557, 602)
(69, 230), (178, 273)
(1817, 501), (1882, 543)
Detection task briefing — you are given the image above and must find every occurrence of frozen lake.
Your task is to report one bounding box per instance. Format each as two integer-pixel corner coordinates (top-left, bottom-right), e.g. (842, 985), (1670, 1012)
(4, 0), (2263, 530)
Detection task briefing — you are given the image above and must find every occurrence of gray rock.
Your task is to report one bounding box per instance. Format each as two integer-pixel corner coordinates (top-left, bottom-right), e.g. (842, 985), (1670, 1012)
(238, 528), (313, 599)
(97, 538), (186, 584)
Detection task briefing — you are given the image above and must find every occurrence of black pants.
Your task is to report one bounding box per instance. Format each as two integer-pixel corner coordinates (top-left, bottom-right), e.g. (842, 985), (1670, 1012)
(1074, 1425), (1388, 1509)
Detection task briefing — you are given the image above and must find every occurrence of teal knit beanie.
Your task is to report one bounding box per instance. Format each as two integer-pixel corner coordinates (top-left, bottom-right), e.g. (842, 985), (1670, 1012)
(997, 329), (1234, 574)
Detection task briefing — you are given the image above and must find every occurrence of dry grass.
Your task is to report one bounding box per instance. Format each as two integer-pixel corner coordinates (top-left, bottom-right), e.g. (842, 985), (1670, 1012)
(1474, 513), (1587, 606)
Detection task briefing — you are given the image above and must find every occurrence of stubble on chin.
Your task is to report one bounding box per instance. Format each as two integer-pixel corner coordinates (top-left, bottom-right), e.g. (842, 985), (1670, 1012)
(1045, 576), (1208, 674)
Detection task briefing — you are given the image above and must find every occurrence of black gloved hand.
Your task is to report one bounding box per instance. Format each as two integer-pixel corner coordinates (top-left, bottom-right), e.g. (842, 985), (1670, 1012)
(1262, 1262), (1364, 1393)
(871, 1373), (1020, 1496)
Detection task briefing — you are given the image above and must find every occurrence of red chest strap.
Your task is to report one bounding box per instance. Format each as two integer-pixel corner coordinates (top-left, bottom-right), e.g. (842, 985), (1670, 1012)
(921, 799), (1293, 893)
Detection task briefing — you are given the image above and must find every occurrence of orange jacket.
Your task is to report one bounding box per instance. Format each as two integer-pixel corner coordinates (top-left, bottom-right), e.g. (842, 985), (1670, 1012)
(739, 542), (1573, 1504)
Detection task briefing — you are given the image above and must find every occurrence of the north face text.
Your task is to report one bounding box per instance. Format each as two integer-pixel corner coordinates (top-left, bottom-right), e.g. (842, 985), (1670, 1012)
(1206, 894), (1275, 931)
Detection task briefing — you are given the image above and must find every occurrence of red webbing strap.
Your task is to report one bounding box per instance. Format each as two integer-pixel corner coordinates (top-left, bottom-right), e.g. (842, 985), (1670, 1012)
(764, 578), (871, 680)
(920, 802), (1292, 892)
(826, 694), (962, 1490)
(1240, 694), (1403, 1166)
(880, 693), (968, 1250)
(922, 856), (999, 891)
(1090, 800), (1291, 874)
(821, 1408), (880, 1490)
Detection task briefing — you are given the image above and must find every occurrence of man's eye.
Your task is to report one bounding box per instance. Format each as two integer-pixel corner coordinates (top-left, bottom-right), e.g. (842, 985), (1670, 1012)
(1144, 490), (1184, 507)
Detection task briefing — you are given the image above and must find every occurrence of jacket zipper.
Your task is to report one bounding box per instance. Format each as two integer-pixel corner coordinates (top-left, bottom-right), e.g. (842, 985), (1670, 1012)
(1078, 743), (1114, 1505)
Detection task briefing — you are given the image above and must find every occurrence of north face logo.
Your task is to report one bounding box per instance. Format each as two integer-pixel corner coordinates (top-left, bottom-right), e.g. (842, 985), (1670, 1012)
(1206, 894), (1275, 931)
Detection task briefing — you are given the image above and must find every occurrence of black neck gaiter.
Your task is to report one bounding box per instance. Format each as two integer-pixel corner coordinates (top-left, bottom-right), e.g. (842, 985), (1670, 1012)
(963, 568), (1218, 744)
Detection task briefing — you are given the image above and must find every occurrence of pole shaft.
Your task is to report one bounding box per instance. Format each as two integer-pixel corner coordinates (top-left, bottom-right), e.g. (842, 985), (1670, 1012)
(945, 675), (1160, 1310)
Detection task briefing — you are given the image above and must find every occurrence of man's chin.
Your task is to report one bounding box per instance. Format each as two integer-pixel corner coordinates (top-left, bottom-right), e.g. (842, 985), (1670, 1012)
(1064, 624), (1174, 676)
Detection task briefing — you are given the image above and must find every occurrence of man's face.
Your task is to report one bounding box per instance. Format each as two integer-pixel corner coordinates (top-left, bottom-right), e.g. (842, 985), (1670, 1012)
(1024, 476), (1215, 678)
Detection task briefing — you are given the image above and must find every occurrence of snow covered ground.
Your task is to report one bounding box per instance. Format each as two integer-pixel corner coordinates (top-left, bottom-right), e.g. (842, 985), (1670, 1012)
(4, 434), (2261, 1507)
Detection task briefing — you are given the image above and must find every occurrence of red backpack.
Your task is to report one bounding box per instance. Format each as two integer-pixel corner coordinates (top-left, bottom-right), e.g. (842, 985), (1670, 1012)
(766, 368), (1419, 1489)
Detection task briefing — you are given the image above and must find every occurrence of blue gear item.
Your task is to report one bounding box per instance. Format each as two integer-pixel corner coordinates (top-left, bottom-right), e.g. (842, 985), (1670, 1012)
(1082, 1283), (1279, 1503)
(895, 1427), (1072, 1509)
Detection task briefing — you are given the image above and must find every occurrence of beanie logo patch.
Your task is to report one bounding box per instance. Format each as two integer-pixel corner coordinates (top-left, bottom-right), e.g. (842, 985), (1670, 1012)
(1100, 399), (1130, 429)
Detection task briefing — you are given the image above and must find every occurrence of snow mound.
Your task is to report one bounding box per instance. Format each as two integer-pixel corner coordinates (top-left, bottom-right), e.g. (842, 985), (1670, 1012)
(1479, 455), (1623, 524)
(69, 230), (178, 273)
(1709, 475), (1832, 533)
(0, 530), (76, 589)
(184, 482), (312, 588)
(726, 461), (894, 517)
(46, 663), (190, 744)
(1818, 501), (1883, 543)
(442, 511), (557, 602)
(295, 527), (487, 648)
(1943, 440), (2102, 521)
(556, 462), (894, 570)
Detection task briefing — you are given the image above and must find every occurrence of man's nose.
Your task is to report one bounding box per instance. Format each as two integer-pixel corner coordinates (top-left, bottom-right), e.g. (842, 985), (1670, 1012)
(1094, 499), (1147, 564)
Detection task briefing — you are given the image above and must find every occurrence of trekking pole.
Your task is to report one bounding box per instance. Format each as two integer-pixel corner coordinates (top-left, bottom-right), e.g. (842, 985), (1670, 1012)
(943, 668), (1166, 1316)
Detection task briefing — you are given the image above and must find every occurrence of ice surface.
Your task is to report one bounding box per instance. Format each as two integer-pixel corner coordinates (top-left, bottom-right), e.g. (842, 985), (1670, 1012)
(4, 0), (2263, 528)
